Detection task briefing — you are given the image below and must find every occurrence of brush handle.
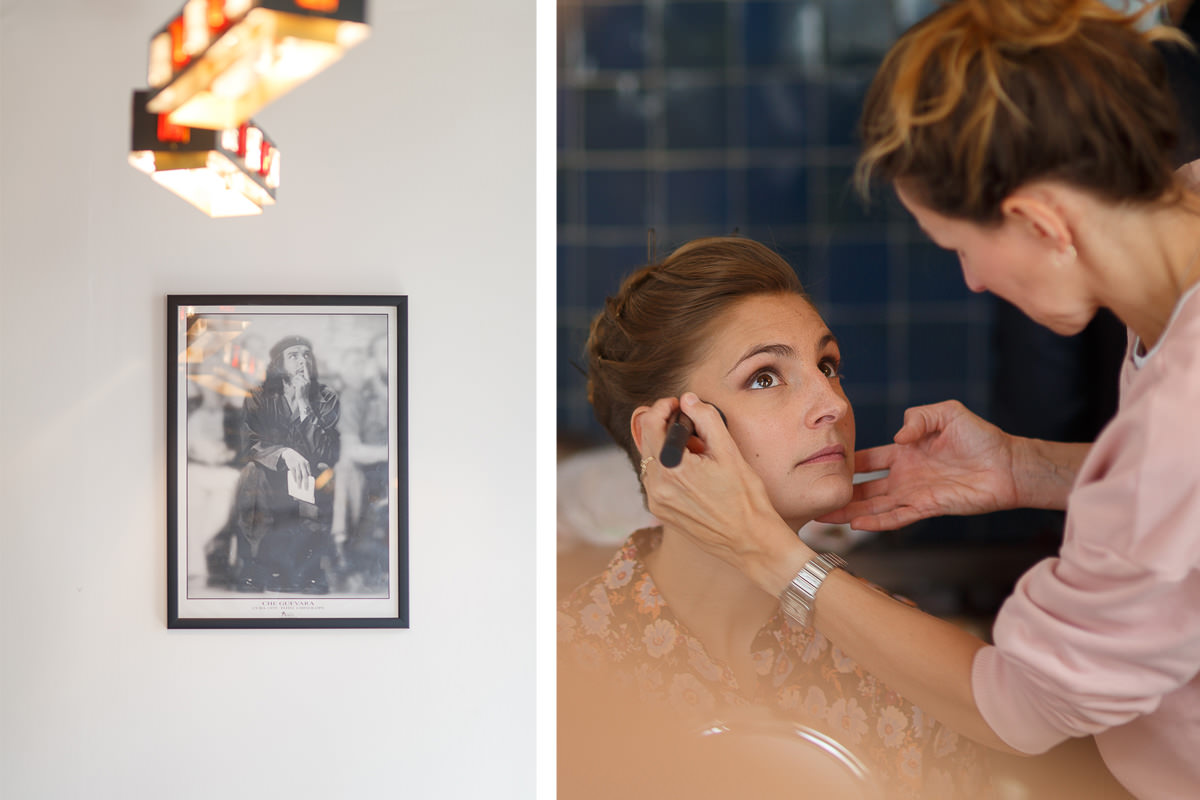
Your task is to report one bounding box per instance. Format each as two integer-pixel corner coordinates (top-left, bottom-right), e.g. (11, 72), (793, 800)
(659, 404), (728, 468)
(659, 411), (695, 468)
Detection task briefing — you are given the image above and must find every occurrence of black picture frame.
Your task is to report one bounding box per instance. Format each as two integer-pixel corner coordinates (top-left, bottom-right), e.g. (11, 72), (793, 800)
(167, 295), (408, 628)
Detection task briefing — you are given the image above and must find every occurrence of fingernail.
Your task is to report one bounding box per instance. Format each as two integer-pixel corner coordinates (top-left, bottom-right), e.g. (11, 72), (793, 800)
(682, 392), (698, 405)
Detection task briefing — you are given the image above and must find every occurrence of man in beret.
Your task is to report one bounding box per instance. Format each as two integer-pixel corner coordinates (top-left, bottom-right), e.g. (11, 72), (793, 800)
(232, 335), (341, 594)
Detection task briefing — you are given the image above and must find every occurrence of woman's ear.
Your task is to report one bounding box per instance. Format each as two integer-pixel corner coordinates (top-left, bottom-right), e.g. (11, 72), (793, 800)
(1001, 188), (1074, 254)
(629, 406), (652, 452)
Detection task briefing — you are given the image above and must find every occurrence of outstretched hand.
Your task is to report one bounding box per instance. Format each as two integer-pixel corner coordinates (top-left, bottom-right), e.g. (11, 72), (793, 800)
(820, 400), (1020, 531)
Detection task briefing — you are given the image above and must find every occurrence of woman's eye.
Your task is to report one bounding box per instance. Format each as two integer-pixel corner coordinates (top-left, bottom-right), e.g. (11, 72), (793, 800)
(819, 359), (841, 379)
(750, 370), (780, 389)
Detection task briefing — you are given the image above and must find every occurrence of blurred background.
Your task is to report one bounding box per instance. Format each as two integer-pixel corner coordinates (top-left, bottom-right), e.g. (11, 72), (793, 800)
(555, 0), (1145, 623)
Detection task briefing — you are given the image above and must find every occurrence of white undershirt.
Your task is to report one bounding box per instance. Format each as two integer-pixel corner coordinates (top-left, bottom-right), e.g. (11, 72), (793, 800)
(1131, 282), (1200, 369)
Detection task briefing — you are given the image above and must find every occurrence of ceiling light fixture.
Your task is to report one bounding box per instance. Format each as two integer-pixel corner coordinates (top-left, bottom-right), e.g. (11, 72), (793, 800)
(129, 89), (281, 217)
(144, 0), (369, 130)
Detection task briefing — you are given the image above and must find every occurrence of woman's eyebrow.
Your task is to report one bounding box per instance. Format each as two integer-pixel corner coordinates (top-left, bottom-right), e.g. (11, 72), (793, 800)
(725, 343), (794, 378)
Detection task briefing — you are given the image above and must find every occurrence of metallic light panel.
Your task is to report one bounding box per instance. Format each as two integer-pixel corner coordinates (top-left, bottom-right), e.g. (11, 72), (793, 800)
(129, 89), (281, 217)
(144, 0), (369, 130)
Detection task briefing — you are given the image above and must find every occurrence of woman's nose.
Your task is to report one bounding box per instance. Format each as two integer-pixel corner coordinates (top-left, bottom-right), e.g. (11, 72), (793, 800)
(806, 377), (849, 427)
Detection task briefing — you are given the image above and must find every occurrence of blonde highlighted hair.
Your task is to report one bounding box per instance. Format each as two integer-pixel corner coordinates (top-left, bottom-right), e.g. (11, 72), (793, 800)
(855, 0), (1190, 222)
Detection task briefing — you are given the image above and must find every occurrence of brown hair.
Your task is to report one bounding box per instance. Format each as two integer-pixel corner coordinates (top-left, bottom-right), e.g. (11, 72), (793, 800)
(586, 236), (809, 472)
(855, 0), (1190, 222)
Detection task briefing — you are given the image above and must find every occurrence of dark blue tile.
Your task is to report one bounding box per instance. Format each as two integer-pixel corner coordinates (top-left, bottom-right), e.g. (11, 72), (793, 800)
(772, 239), (811, 281)
(909, 322), (971, 383)
(664, 2), (728, 69)
(665, 85), (728, 149)
(743, 2), (822, 68)
(745, 79), (814, 148)
(829, 239), (889, 306)
(558, 87), (576, 151)
(582, 5), (647, 70)
(558, 169), (571, 226)
(745, 166), (808, 226)
(828, 320), (889, 389)
(558, 1), (576, 71)
(822, 165), (886, 227)
(906, 380), (975, 410)
(843, 399), (890, 450)
(895, 0), (943, 30)
(827, 0), (892, 69)
(584, 88), (648, 149)
(583, 245), (649, 305)
(793, 241), (830, 303)
(557, 243), (583, 307)
(586, 170), (649, 227)
(666, 170), (728, 226)
(908, 243), (973, 303)
(557, 322), (590, 392)
(826, 76), (869, 147)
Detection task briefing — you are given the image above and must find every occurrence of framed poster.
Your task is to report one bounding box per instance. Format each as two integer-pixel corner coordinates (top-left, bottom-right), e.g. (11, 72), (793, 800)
(167, 295), (408, 628)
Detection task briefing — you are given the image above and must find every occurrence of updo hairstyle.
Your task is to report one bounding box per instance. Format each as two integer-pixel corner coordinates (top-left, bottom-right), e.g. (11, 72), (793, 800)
(586, 236), (808, 473)
(855, 0), (1190, 222)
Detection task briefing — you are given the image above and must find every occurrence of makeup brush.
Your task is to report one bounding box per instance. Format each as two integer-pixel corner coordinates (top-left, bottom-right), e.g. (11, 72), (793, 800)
(659, 404), (727, 468)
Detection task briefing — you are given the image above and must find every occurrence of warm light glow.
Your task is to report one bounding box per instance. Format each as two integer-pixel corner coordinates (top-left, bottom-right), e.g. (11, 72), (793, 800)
(225, 0), (254, 20)
(146, 3), (369, 130)
(149, 32), (173, 87)
(129, 150), (157, 174)
(265, 147), (280, 187)
(152, 162), (265, 218)
(296, 0), (339, 11)
(131, 151), (275, 218)
(207, 0), (228, 30)
(244, 126), (263, 171)
(131, 89), (279, 218)
(158, 113), (191, 144)
(184, 0), (210, 55)
(183, 318), (253, 366)
(169, 15), (189, 70)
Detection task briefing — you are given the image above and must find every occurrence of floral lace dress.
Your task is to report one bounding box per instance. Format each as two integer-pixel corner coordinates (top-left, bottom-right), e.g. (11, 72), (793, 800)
(558, 529), (994, 799)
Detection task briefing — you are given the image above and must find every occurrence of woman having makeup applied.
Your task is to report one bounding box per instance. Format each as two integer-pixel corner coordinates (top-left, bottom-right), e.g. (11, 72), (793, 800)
(634, 2), (1200, 798)
(559, 237), (993, 798)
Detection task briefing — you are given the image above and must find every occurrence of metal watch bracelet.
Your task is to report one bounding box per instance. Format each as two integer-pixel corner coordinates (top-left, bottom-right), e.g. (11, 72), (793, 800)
(780, 552), (848, 628)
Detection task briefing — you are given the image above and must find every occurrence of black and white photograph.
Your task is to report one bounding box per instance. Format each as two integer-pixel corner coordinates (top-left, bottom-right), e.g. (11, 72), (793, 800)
(167, 295), (408, 628)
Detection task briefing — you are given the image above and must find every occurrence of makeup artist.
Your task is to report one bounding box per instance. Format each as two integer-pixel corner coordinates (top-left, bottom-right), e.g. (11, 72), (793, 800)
(635, 2), (1200, 797)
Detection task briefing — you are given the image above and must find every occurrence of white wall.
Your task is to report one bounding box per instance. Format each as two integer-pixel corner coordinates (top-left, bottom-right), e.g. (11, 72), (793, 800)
(0, 1), (536, 796)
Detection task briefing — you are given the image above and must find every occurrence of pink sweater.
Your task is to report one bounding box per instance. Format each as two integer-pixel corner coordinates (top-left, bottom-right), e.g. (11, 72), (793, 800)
(972, 286), (1200, 798)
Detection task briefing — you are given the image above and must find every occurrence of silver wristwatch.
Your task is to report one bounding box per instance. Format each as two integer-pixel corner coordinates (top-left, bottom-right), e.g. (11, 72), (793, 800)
(780, 553), (848, 628)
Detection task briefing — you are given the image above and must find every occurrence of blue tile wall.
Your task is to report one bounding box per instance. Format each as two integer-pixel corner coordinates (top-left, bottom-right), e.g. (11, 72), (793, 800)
(666, 170), (729, 225)
(663, 3), (729, 68)
(743, 2), (822, 68)
(745, 79), (817, 148)
(665, 85), (730, 148)
(583, 88), (648, 149)
(558, 0), (994, 461)
(582, 5), (647, 70)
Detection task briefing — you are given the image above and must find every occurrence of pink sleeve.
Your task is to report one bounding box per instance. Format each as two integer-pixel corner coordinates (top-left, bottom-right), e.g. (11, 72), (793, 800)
(971, 341), (1200, 754)
(972, 554), (1200, 753)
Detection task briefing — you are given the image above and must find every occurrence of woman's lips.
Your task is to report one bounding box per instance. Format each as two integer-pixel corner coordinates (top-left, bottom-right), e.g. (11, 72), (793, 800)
(799, 445), (846, 465)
